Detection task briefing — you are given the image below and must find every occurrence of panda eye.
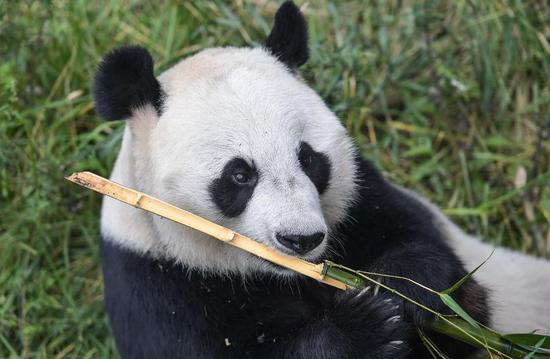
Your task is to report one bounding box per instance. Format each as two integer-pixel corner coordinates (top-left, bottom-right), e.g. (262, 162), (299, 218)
(232, 172), (250, 185)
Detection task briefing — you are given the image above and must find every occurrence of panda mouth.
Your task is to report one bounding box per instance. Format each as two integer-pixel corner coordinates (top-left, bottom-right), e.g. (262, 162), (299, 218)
(255, 243), (327, 271)
(256, 257), (298, 277)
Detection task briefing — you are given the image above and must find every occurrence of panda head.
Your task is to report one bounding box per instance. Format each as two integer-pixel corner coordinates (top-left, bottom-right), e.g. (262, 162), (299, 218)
(94, 2), (357, 275)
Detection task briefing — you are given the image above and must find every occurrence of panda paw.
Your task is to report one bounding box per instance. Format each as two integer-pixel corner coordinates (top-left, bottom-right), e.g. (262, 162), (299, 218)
(330, 289), (411, 358)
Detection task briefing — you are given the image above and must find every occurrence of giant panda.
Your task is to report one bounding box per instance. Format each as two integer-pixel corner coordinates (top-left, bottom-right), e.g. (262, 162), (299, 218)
(93, 2), (550, 358)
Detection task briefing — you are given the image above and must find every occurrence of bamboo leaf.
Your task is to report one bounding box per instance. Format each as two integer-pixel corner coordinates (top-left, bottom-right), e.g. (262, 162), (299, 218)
(504, 333), (550, 356)
(441, 250), (494, 295)
(524, 337), (549, 359)
(432, 317), (536, 358)
(504, 334), (550, 349)
(439, 293), (480, 330)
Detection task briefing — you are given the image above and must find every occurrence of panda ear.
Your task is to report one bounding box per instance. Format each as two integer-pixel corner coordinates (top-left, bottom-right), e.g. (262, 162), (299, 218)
(264, 1), (309, 69)
(93, 45), (163, 121)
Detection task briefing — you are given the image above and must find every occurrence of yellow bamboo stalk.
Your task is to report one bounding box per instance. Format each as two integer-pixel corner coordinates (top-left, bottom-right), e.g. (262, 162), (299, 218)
(66, 171), (348, 290)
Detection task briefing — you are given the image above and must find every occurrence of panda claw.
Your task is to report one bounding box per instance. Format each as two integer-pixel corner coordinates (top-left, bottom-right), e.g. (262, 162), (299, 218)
(387, 315), (400, 324)
(357, 286), (371, 297)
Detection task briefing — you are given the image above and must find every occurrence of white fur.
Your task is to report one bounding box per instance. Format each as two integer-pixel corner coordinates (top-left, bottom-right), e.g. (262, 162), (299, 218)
(102, 47), (357, 275)
(446, 222), (550, 333)
(397, 186), (550, 333)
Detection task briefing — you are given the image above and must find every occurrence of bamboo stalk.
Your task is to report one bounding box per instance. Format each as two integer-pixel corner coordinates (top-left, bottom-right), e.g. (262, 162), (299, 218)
(66, 171), (550, 358)
(65, 171), (347, 290)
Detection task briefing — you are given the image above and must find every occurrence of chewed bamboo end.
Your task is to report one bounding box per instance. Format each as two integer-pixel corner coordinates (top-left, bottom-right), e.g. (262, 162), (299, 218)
(66, 172), (93, 187)
(312, 263), (325, 277)
(66, 172), (109, 194)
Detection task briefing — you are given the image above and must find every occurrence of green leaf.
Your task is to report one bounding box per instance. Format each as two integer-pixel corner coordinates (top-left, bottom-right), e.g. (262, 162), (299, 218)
(504, 334), (550, 349)
(439, 294), (480, 330)
(524, 337), (549, 359)
(504, 333), (550, 356)
(441, 250), (494, 294)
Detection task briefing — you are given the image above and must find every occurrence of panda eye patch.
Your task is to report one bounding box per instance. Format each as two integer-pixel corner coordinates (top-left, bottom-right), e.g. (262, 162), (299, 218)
(299, 152), (313, 168)
(298, 142), (331, 194)
(209, 158), (258, 217)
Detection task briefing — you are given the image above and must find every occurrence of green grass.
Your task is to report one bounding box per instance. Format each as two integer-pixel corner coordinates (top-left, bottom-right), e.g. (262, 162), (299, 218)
(1, 0), (549, 357)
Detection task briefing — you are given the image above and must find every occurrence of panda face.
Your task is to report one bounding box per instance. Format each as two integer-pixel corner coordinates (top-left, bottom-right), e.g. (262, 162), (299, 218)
(97, 3), (357, 275)
(146, 47), (357, 267)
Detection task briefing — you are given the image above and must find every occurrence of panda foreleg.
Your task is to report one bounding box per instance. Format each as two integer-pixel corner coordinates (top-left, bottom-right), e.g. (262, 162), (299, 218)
(364, 239), (489, 357)
(236, 291), (411, 358)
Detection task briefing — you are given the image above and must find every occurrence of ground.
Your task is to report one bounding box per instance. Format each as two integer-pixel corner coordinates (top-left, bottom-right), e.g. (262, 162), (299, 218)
(1, 1), (549, 357)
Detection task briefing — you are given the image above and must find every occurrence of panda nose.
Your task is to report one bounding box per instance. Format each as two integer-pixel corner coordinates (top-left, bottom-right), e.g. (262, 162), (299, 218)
(275, 232), (325, 255)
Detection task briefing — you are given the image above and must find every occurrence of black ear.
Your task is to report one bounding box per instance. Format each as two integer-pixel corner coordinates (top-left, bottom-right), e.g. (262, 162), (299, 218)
(93, 45), (163, 121)
(264, 1), (309, 69)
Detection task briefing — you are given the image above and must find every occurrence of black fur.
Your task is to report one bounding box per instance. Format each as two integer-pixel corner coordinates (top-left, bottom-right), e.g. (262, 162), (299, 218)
(93, 45), (163, 121)
(298, 142), (331, 194)
(209, 157), (259, 217)
(264, 1), (309, 69)
(100, 157), (489, 358)
(101, 237), (409, 359)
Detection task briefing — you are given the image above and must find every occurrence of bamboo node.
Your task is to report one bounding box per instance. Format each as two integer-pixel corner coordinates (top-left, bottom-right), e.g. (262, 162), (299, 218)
(221, 231), (236, 242)
(320, 261), (330, 279)
(312, 263), (325, 276)
(134, 193), (145, 207)
(313, 262), (329, 280)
